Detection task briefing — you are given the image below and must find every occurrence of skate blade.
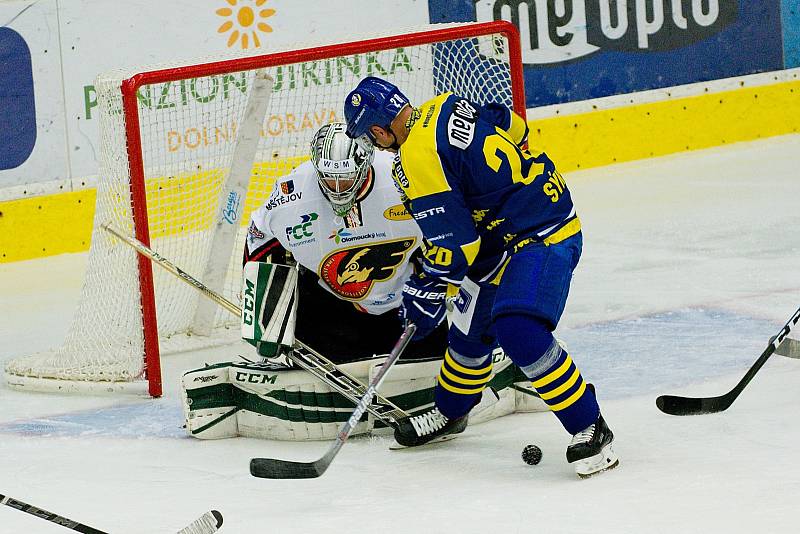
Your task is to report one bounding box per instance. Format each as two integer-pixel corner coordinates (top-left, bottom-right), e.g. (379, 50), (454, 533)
(574, 443), (619, 479)
(389, 434), (460, 451)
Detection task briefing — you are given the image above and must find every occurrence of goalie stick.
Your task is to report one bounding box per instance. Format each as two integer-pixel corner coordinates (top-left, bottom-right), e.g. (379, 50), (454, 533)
(102, 224), (409, 427)
(657, 306), (800, 416)
(249, 323), (416, 479)
(0, 493), (222, 533)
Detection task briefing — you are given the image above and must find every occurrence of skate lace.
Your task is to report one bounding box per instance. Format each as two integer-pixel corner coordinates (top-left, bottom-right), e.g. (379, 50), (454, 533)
(570, 423), (596, 446)
(410, 408), (448, 436)
(176, 511), (221, 534)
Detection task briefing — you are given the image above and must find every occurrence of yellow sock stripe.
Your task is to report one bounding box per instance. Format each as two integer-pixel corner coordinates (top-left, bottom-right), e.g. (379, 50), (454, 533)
(547, 380), (587, 412)
(443, 350), (493, 376)
(438, 375), (488, 395)
(537, 367), (581, 401)
(531, 354), (572, 389)
(440, 364), (493, 387)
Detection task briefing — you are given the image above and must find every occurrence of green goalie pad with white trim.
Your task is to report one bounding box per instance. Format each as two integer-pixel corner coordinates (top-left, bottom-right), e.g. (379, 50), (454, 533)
(241, 262), (298, 358)
(181, 349), (548, 441)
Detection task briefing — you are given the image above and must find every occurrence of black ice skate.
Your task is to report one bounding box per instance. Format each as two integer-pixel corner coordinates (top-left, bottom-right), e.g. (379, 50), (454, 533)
(566, 414), (619, 478)
(393, 407), (468, 448)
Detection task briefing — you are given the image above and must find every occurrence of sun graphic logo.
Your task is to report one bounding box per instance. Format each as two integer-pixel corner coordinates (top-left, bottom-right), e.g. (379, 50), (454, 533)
(216, 0), (275, 49)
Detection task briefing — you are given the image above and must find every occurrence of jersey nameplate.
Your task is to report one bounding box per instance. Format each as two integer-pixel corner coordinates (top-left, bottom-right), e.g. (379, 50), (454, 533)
(447, 99), (478, 150)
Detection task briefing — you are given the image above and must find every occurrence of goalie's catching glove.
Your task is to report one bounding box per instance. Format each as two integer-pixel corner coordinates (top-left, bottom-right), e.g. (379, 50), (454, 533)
(398, 273), (447, 340)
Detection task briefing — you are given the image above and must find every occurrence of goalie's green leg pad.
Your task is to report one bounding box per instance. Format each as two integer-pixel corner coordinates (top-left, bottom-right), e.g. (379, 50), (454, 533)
(182, 348), (548, 441)
(183, 360), (373, 441)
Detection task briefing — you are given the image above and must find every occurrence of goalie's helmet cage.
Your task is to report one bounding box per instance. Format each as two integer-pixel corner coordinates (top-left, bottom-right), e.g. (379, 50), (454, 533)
(310, 123), (375, 217)
(3, 21), (524, 397)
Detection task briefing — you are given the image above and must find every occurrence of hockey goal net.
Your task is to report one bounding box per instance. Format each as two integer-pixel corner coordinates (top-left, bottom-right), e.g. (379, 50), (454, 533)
(4, 21), (525, 397)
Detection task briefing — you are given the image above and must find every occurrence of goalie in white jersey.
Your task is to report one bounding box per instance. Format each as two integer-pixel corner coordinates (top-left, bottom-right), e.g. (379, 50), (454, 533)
(243, 122), (448, 362)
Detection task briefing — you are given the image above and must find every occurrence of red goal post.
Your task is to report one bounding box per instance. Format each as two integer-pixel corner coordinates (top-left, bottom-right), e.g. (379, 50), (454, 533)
(4, 21), (525, 398)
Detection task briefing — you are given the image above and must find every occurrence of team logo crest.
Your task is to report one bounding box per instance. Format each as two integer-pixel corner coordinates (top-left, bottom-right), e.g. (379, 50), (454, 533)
(351, 93), (362, 107)
(247, 221), (265, 240)
(280, 180), (295, 195)
(318, 238), (416, 300)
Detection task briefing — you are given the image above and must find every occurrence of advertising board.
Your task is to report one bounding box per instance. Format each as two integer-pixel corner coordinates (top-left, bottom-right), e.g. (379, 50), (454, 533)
(429, 1), (785, 107)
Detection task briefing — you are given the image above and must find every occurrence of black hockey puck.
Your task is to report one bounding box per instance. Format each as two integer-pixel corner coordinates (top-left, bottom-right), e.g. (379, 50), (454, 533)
(521, 444), (542, 465)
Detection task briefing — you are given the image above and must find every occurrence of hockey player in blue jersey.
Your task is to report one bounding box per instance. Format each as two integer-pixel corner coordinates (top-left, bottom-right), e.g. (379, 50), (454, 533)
(344, 77), (618, 477)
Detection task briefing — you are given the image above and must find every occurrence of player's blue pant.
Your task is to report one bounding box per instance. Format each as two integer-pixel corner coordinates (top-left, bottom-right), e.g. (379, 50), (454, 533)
(435, 233), (600, 435)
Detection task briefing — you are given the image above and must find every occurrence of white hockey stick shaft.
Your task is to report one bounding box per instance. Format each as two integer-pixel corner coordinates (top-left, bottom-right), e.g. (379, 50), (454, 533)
(192, 71), (274, 335)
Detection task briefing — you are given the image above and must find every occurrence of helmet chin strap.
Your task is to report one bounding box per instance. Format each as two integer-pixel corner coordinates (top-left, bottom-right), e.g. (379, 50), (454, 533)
(386, 127), (402, 151)
(374, 125), (401, 152)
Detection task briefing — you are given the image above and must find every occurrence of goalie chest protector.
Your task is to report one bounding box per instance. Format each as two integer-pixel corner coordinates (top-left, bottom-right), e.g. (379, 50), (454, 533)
(246, 151), (421, 315)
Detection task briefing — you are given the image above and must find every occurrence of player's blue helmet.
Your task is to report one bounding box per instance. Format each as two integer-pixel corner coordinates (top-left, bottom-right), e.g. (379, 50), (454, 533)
(344, 77), (409, 141)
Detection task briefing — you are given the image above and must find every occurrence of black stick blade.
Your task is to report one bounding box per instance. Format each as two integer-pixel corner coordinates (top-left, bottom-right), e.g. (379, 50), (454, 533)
(656, 394), (729, 416)
(249, 457), (326, 479)
(656, 394), (702, 415)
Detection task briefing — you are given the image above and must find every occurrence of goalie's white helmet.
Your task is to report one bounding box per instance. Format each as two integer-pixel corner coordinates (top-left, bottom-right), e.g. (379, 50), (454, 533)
(310, 122), (375, 216)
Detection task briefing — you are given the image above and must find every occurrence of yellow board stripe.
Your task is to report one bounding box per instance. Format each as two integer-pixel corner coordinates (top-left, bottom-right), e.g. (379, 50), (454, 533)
(536, 78), (800, 173)
(548, 380), (587, 412)
(443, 350), (492, 376)
(0, 158), (301, 263)
(532, 354), (572, 389)
(538, 367), (581, 401)
(0, 189), (96, 262)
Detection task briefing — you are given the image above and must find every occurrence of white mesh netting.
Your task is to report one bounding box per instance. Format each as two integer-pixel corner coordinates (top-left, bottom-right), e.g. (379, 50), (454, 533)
(4, 23), (519, 395)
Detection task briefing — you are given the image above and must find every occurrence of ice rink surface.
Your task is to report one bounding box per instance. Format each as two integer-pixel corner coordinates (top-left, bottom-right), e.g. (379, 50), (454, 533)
(1, 135), (799, 533)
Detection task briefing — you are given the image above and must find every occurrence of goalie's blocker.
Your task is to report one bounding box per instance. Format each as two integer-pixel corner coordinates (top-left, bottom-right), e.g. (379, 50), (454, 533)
(241, 261), (298, 359)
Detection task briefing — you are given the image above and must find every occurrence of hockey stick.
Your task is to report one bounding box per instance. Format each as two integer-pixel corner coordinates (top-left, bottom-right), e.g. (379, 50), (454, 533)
(102, 224), (409, 427)
(249, 323), (416, 479)
(289, 343), (409, 426)
(175, 510), (224, 534)
(656, 306), (800, 416)
(0, 493), (222, 533)
(1, 493), (105, 534)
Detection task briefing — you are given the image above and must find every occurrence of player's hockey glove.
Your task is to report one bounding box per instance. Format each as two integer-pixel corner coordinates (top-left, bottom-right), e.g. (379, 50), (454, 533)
(399, 273), (447, 340)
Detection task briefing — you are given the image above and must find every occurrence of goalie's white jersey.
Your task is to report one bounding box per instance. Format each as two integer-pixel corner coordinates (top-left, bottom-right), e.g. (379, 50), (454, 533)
(246, 151), (421, 315)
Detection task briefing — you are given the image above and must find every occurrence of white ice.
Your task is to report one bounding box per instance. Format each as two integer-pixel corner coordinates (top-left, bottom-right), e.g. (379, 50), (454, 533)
(1, 135), (799, 533)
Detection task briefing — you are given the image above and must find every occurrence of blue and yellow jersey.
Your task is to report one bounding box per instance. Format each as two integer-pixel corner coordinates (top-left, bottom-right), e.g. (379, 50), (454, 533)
(393, 93), (580, 284)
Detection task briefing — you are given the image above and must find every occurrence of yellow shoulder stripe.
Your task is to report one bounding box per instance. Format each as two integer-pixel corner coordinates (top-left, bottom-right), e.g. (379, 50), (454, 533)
(507, 111), (528, 145)
(398, 94), (452, 200)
